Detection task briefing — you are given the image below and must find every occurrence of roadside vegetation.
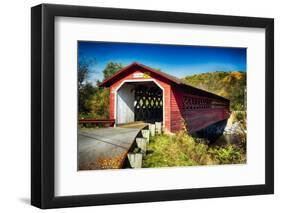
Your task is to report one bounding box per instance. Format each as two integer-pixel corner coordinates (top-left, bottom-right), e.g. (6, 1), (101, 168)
(143, 110), (247, 168)
(143, 131), (246, 168)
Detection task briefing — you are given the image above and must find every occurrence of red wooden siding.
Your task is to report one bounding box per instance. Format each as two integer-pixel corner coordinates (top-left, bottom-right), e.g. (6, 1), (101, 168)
(109, 87), (115, 120)
(170, 85), (230, 133)
(170, 87), (185, 132)
(184, 108), (229, 133)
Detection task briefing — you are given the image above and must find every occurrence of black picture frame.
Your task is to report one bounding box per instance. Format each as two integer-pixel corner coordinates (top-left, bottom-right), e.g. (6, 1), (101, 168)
(31, 3), (274, 209)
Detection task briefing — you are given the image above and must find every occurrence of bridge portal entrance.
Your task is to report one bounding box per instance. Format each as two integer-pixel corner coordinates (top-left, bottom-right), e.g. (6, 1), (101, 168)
(116, 81), (163, 125)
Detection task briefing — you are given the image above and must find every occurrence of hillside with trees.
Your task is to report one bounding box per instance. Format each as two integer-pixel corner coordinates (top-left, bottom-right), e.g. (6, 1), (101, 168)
(182, 71), (246, 111)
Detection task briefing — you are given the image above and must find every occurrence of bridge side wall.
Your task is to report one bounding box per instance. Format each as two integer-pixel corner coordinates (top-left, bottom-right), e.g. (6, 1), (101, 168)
(171, 87), (185, 132)
(171, 86), (230, 133)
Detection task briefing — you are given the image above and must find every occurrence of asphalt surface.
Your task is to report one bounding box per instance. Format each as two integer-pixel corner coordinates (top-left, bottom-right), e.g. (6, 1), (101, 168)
(78, 127), (143, 170)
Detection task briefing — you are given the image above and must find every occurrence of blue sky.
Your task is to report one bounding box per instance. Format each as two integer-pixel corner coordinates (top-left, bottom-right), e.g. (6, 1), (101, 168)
(78, 41), (246, 84)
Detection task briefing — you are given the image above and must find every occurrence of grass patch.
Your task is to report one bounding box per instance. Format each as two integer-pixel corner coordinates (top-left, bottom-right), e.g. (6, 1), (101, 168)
(143, 132), (246, 168)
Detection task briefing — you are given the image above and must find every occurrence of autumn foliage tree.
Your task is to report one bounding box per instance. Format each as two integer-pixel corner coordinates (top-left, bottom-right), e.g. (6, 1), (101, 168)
(183, 71), (246, 111)
(89, 62), (123, 119)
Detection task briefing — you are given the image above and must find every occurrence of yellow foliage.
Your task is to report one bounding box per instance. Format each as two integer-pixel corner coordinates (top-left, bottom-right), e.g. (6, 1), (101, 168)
(231, 71), (243, 80)
(80, 153), (126, 170)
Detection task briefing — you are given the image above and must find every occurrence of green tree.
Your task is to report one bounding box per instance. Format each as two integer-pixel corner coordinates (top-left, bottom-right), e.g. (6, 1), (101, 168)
(91, 88), (110, 119)
(88, 62), (124, 119)
(78, 60), (96, 114)
(102, 62), (123, 80)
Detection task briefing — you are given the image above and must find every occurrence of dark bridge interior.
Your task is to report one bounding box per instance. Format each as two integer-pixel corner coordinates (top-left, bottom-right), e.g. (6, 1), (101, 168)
(134, 85), (163, 123)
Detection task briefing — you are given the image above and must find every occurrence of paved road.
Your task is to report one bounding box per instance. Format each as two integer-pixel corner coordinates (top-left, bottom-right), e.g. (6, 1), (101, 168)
(78, 126), (146, 170)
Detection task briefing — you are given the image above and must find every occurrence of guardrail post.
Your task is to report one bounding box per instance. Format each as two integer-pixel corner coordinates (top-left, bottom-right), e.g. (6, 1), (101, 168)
(149, 124), (156, 136)
(127, 153), (142, 168)
(141, 130), (150, 143)
(155, 122), (162, 134)
(136, 138), (147, 156)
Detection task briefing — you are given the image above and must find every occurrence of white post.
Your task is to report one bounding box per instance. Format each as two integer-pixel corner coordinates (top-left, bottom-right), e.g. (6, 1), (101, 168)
(149, 124), (156, 137)
(136, 138), (147, 156)
(141, 129), (150, 143)
(155, 122), (162, 134)
(127, 153), (142, 168)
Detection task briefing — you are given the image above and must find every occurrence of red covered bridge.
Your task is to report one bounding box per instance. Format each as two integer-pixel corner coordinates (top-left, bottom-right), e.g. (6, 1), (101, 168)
(99, 62), (230, 134)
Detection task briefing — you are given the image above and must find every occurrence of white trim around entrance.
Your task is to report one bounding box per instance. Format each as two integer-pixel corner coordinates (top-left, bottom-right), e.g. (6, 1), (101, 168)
(113, 79), (165, 128)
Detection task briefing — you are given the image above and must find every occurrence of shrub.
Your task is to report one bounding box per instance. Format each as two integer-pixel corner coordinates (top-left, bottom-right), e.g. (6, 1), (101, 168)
(144, 132), (207, 168)
(209, 145), (244, 164)
(142, 134), (197, 168)
(143, 132), (246, 168)
(233, 111), (246, 124)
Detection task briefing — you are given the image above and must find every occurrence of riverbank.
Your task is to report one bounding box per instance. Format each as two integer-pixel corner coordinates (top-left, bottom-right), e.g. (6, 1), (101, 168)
(212, 111), (246, 147)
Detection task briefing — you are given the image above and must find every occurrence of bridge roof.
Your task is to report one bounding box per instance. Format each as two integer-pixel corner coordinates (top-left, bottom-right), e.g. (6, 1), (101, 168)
(99, 62), (229, 102)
